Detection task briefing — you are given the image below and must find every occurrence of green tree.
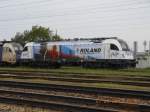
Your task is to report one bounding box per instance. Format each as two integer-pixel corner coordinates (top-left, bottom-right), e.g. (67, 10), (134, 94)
(52, 34), (62, 41)
(11, 32), (25, 45)
(11, 25), (62, 45)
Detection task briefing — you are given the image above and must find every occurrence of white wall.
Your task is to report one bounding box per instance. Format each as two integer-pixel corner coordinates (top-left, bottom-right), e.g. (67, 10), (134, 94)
(136, 54), (150, 68)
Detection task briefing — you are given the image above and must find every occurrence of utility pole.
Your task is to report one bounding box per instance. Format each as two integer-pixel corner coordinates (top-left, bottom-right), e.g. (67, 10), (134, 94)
(149, 41), (150, 54)
(143, 40), (147, 52)
(55, 29), (58, 37)
(133, 41), (138, 58)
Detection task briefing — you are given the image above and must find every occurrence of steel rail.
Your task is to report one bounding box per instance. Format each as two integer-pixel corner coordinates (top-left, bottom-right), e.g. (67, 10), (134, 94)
(0, 89), (149, 112)
(0, 71), (150, 81)
(0, 80), (149, 100)
(0, 74), (150, 87)
(0, 97), (116, 112)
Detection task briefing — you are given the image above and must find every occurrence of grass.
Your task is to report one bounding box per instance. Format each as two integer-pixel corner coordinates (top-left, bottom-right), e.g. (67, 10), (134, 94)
(0, 66), (150, 91)
(0, 66), (150, 76)
(0, 67), (150, 111)
(0, 77), (150, 92)
(0, 66), (149, 111)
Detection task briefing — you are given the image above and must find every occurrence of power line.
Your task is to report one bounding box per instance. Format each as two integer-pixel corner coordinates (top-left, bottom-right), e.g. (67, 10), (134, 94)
(0, 0), (13, 3)
(0, 0), (146, 11)
(0, 2), (148, 18)
(15, 0), (149, 19)
(0, 3), (149, 23)
(0, 0), (54, 9)
(0, 0), (149, 35)
(0, 12), (149, 30)
(1, 6), (148, 25)
(0, 1), (149, 22)
(31, 0), (150, 14)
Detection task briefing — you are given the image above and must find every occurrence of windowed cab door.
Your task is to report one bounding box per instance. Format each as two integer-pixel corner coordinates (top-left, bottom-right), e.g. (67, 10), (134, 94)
(109, 43), (135, 68)
(21, 46), (33, 62)
(109, 43), (133, 60)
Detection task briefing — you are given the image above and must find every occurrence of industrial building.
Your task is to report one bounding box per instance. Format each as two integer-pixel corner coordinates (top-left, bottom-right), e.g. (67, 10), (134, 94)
(136, 52), (150, 68)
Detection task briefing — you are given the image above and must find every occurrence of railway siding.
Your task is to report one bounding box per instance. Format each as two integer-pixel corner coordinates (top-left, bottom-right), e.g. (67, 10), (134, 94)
(0, 69), (150, 112)
(0, 84), (149, 112)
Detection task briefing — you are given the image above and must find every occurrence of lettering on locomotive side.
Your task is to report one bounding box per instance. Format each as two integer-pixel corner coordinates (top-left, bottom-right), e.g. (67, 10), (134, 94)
(78, 48), (101, 54)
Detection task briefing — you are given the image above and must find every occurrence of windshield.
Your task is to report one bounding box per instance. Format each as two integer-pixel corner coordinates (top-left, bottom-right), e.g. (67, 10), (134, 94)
(118, 39), (130, 51)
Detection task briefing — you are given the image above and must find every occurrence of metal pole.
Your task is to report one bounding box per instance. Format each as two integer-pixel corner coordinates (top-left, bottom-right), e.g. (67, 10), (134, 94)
(149, 41), (150, 54)
(133, 41), (138, 58)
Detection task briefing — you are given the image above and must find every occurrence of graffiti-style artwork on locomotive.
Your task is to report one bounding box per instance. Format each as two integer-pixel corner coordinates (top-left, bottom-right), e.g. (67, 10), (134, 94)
(60, 45), (75, 58)
(20, 42), (61, 67)
(33, 43), (60, 61)
(4, 37), (135, 68)
(60, 45), (81, 63)
(46, 45), (60, 61)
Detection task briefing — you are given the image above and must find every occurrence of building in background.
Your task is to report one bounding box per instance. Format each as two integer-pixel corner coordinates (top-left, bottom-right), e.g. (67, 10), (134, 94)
(133, 41), (150, 68)
(136, 51), (150, 68)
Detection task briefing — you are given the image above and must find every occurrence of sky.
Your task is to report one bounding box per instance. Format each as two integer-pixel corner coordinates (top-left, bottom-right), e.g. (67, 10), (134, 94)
(0, 0), (150, 51)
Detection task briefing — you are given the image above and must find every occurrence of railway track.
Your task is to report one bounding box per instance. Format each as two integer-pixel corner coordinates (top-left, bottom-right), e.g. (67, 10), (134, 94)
(0, 81), (149, 112)
(0, 73), (150, 87)
(0, 80), (149, 98)
(1, 70), (150, 81)
(0, 71), (150, 111)
(0, 89), (120, 112)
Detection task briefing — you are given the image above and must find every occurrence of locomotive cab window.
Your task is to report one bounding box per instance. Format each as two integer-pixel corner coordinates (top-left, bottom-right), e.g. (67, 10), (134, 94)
(23, 47), (28, 51)
(9, 48), (12, 52)
(5, 47), (12, 52)
(110, 44), (119, 51)
(118, 39), (130, 51)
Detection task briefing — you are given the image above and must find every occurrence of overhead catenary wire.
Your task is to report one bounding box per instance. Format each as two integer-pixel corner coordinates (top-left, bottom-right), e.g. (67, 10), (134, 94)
(0, 13), (149, 32)
(26, 0), (150, 14)
(0, 5), (149, 26)
(0, 0), (141, 8)
(0, 0), (148, 12)
(0, 0), (54, 9)
(0, 0), (150, 41)
(0, 1), (149, 22)
(0, 0), (149, 24)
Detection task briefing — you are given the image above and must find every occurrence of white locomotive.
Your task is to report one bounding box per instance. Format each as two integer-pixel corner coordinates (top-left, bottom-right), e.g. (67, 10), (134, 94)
(20, 37), (136, 68)
(77, 38), (135, 67)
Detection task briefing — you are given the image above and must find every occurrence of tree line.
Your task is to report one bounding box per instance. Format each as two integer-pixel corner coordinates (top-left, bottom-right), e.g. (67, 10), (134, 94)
(11, 25), (62, 45)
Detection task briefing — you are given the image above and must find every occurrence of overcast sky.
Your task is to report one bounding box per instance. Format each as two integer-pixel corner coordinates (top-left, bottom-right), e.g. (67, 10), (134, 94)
(0, 0), (150, 51)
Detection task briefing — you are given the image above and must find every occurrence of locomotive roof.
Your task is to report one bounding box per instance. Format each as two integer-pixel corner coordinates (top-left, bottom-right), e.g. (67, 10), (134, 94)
(24, 38), (130, 51)
(46, 40), (93, 45)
